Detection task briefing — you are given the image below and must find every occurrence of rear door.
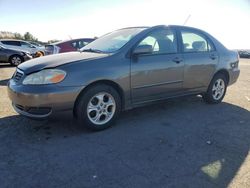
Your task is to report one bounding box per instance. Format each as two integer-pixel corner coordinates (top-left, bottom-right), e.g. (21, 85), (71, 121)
(179, 29), (218, 91)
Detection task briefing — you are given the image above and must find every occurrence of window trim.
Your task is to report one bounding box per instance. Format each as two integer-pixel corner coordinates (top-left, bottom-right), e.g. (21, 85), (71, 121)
(2, 40), (21, 46)
(130, 27), (179, 57)
(179, 28), (216, 54)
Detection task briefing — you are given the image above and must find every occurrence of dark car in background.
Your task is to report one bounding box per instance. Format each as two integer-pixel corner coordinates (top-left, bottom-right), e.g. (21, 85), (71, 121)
(8, 25), (240, 131)
(45, 38), (95, 55)
(0, 39), (45, 57)
(0, 45), (32, 66)
(238, 50), (250, 58)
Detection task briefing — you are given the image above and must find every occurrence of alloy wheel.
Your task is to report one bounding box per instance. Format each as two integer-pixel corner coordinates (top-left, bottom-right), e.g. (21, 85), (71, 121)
(11, 56), (22, 66)
(87, 92), (116, 125)
(212, 78), (225, 100)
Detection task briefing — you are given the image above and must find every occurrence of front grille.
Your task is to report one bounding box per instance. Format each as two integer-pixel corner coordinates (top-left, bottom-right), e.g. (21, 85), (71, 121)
(13, 70), (24, 82)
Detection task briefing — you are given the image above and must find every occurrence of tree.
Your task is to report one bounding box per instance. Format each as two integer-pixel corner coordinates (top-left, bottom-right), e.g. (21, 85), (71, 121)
(24, 32), (37, 41)
(48, 39), (61, 44)
(14, 32), (23, 40)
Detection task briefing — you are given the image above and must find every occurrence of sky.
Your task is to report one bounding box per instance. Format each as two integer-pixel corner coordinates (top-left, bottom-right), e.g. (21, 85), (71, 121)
(0, 0), (249, 49)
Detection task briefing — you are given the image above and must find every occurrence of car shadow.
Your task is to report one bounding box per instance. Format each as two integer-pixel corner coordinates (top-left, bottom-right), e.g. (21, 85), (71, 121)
(0, 96), (250, 187)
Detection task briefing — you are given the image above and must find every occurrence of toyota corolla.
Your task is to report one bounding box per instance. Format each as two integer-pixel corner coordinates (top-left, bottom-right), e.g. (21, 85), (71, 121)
(8, 25), (240, 130)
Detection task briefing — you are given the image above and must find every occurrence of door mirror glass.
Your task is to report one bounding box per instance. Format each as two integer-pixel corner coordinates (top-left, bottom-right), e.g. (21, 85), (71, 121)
(133, 44), (153, 55)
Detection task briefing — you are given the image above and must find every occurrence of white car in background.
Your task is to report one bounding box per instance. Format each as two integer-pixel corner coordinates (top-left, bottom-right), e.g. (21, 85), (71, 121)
(0, 39), (45, 57)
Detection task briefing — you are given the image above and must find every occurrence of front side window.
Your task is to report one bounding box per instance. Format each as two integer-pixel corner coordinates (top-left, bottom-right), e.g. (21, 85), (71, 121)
(181, 31), (213, 52)
(21, 41), (32, 47)
(81, 28), (146, 53)
(137, 28), (177, 54)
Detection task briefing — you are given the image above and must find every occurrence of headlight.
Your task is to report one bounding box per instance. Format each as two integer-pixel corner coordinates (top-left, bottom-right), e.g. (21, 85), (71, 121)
(21, 52), (31, 56)
(23, 69), (66, 85)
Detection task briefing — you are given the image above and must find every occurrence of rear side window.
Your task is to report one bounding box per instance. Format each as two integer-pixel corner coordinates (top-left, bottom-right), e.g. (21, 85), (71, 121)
(20, 41), (32, 48)
(72, 40), (90, 49)
(1, 41), (21, 46)
(138, 28), (177, 54)
(181, 31), (214, 53)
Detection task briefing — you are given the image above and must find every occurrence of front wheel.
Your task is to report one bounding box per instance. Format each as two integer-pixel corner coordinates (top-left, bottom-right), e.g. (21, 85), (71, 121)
(75, 84), (121, 131)
(203, 73), (228, 104)
(9, 55), (23, 66)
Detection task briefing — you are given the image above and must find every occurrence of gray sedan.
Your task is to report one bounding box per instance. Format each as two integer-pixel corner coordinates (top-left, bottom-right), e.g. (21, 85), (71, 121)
(8, 25), (240, 130)
(0, 45), (32, 66)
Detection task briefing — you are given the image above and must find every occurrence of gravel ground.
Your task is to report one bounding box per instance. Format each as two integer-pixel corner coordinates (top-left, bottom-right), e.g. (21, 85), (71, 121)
(0, 59), (249, 188)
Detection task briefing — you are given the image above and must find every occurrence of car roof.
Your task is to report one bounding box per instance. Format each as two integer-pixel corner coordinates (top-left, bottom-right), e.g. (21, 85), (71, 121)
(0, 39), (27, 42)
(118, 25), (206, 33)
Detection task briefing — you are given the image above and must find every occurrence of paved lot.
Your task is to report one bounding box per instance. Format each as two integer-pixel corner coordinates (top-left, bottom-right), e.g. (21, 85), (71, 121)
(0, 59), (250, 188)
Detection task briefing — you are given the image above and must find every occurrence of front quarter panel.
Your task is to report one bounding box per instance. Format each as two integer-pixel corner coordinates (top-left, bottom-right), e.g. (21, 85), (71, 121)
(58, 54), (131, 108)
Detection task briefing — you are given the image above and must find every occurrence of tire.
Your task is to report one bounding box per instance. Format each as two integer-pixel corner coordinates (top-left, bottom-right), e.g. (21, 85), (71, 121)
(9, 55), (23, 66)
(203, 73), (228, 104)
(75, 84), (121, 131)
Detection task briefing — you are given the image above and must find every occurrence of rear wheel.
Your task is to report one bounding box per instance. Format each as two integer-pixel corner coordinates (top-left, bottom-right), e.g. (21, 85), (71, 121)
(75, 84), (121, 131)
(203, 73), (228, 104)
(9, 55), (23, 66)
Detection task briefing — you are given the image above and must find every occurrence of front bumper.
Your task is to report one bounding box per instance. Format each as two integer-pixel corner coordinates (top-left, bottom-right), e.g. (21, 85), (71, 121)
(8, 79), (84, 119)
(23, 54), (33, 61)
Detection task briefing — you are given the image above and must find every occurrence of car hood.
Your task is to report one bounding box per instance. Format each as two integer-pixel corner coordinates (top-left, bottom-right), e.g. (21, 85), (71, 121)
(18, 51), (109, 74)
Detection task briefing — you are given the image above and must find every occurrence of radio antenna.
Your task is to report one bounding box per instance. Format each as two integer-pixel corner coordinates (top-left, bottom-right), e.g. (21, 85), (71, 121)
(183, 14), (191, 25)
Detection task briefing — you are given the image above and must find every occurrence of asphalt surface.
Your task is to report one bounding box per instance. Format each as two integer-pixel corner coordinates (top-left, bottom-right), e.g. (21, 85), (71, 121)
(0, 59), (250, 188)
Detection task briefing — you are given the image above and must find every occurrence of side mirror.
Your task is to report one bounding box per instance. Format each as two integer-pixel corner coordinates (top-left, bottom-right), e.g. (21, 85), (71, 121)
(133, 44), (153, 55)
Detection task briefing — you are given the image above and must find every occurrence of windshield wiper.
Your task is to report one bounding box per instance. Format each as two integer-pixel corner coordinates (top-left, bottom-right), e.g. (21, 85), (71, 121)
(81, 48), (105, 53)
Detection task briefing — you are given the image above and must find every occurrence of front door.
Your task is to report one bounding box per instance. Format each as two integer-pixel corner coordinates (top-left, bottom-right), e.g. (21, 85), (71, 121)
(131, 28), (184, 104)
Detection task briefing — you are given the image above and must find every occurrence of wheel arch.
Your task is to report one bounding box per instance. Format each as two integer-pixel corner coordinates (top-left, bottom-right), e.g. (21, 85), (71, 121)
(73, 79), (125, 117)
(214, 69), (230, 84)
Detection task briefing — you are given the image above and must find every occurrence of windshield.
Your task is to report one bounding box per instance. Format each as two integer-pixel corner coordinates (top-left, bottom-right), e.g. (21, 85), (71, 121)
(81, 28), (146, 53)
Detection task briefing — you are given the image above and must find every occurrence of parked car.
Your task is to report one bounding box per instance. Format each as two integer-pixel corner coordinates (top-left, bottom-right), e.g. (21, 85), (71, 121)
(238, 50), (250, 58)
(28, 41), (44, 48)
(8, 25), (240, 130)
(45, 38), (95, 55)
(0, 45), (32, 66)
(0, 39), (45, 57)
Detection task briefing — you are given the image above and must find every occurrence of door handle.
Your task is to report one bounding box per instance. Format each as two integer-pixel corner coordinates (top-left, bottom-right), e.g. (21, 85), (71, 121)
(210, 54), (217, 60)
(172, 57), (183, 64)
